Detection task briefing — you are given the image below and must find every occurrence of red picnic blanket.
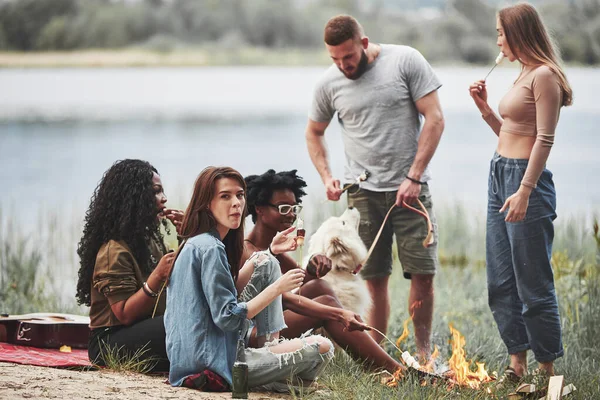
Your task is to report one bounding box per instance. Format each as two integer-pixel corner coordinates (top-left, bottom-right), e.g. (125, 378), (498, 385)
(0, 342), (92, 368)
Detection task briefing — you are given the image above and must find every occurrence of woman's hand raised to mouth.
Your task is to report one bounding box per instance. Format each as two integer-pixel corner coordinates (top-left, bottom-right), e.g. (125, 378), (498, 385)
(163, 208), (184, 234)
(269, 225), (298, 255)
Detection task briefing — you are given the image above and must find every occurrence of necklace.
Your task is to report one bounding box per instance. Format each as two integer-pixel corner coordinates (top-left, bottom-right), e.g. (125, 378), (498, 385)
(244, 238), (265, 251)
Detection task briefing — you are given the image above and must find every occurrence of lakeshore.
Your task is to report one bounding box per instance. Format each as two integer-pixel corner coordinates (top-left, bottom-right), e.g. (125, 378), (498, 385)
(0, 49), (331, 68)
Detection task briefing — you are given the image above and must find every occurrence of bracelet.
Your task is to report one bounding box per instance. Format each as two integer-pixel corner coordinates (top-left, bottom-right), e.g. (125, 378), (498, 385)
(142, 281), (158, 298)
(268, 245), (278, 257)
(520, 181), (537, 189)
(405, 176), (425, 185)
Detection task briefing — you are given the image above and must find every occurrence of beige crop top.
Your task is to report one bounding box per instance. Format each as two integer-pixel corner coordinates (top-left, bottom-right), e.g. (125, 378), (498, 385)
(483, 65), (563, 188)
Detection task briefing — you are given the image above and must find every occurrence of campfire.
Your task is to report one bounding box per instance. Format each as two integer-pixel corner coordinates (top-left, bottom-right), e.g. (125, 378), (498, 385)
(383, 320), (493, 390)
(446, 323), (493, 389)
(381, 317), (577, 399)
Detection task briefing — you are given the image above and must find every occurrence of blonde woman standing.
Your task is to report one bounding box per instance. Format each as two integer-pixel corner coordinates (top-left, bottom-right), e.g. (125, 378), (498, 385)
(469, 3), (573, 386)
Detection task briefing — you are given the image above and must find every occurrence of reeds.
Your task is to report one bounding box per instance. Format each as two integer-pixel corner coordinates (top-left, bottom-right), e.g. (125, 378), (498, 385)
(1, 202), (599, 397)
(0, 207), (81, 314)
(94, 341), (159, 374)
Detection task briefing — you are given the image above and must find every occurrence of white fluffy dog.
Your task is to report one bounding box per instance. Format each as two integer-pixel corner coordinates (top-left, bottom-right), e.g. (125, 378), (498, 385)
(306, 207), (371, 318)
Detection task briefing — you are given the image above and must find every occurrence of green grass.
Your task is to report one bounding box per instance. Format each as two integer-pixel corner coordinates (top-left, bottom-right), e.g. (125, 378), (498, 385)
(1, 202), (599, 397)
(0, 208), (82, 314)
(93, 341), (159, 374)
(304, 257), (600, 399)
(298, 199), (600, 399)
(299, 214), (600, 399)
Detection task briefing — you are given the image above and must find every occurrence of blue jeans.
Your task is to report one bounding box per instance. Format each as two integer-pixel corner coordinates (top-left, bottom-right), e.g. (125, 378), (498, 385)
(240, 253), (334, 391)
(239, 252), (287, 339)
(486, 152), (563, 363)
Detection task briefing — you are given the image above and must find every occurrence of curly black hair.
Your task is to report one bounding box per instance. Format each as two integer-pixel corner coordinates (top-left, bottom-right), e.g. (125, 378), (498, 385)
(76, 159), (165, 306)
(245, 169), (307, 223)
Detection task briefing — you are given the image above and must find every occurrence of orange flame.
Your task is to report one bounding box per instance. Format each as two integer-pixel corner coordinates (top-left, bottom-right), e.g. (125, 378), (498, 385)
(386, 321), (492, 390)
(383, 367), (405, 387)
(423, 345), (439, 372)
(395, 317), (411, 349)
(447, 324), (492, 389)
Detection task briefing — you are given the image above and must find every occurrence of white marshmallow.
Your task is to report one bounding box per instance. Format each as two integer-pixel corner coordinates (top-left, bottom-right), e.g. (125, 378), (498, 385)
(495, 52), (505, 64)
(401, 351), (422, 370)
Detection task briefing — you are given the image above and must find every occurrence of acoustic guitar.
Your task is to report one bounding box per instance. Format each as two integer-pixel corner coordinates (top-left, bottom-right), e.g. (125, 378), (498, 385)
(0, 313), (90, 349)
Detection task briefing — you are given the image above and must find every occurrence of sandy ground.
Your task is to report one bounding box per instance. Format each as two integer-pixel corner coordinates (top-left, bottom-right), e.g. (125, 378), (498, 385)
(0, 362), (292, 400)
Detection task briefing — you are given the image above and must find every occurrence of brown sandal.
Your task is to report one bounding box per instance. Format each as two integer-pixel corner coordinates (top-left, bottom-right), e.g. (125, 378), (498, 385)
(495, 366), (522, 390)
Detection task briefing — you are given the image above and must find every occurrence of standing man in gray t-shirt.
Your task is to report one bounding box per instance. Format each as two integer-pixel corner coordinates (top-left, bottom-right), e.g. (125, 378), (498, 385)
(305, 15), (444, 361)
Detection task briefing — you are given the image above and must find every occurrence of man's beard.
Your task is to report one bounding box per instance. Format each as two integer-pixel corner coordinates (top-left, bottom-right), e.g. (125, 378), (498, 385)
(340, 50), (368, 80)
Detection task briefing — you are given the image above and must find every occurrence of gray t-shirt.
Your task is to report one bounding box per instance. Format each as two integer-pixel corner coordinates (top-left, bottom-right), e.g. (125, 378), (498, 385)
(309, 44), (442, 191)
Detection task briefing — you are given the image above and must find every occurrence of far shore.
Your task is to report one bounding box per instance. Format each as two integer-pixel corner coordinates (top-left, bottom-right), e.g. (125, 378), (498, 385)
(1, 49), (596, 69)
(0, 48), (333, 68)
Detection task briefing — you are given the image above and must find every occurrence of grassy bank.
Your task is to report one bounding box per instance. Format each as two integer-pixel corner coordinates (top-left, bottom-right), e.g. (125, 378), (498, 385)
(1, 49), (598, 69)
(1, 203), (598, 398)
(0, 48), (332, 68)
(309, 250), (600, 399)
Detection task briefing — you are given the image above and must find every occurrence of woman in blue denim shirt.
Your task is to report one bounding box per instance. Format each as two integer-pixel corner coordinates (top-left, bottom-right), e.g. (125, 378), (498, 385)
(165, 166), (334, 393)
(469, 3), (573, 387)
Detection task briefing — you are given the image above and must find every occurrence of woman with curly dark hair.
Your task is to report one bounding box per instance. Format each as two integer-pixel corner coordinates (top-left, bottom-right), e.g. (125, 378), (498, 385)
(76, 159), (182, 372)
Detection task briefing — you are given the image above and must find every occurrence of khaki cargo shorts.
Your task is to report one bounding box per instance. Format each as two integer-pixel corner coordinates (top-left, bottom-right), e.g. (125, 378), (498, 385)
(347, 184), (439, 280)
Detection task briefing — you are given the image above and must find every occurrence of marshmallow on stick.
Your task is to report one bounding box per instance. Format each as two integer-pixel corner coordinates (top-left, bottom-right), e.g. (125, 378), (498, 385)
(296, 217), (305, 246)
(296, 217), (305, 301)
(358, 170), (370, 182)
(484, 52), (505, 81)
(339, 170), (371, 195)
(401, 351), (422, 370)
(495, 52), (505, 64)
(483, 52), (504, 81)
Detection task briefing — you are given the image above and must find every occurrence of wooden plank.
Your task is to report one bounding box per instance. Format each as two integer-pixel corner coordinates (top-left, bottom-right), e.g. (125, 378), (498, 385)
(516, 382), (536, 393)
(537, 383), (577, 400)
(561, 384), (577, 396)
(546, 375), (564, 400)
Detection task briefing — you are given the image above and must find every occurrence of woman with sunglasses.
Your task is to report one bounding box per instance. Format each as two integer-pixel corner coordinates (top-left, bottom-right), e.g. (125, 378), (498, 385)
(469, 3), (572, 386)
(241, 169), (405, 374)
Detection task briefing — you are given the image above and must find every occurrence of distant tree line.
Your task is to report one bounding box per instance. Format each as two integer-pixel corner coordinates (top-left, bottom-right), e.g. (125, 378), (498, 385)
(0, 0), (599, 64)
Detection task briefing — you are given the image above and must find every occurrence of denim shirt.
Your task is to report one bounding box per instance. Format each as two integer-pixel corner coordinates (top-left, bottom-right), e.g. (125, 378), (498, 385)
(165, 230), (248, 387)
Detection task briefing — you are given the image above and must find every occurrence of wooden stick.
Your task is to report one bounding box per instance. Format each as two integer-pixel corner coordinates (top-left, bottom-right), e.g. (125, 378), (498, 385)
(151, 281), (167, 319)
(484, 63), (498, 81)
(297, 244), (303, 302)
(320, 182), (359, 204)
(367, 326), (404, 355)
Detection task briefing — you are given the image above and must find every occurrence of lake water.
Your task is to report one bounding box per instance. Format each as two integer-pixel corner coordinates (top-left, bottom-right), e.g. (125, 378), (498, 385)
(1, 65), (599, 231)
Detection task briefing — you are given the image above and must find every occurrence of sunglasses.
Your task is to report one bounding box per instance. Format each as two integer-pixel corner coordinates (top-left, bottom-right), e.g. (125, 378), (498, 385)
(267, 204), (303, 215)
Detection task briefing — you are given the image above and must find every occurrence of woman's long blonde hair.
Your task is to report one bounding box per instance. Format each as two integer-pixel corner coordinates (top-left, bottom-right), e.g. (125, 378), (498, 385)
(499, 3), (573, 106)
